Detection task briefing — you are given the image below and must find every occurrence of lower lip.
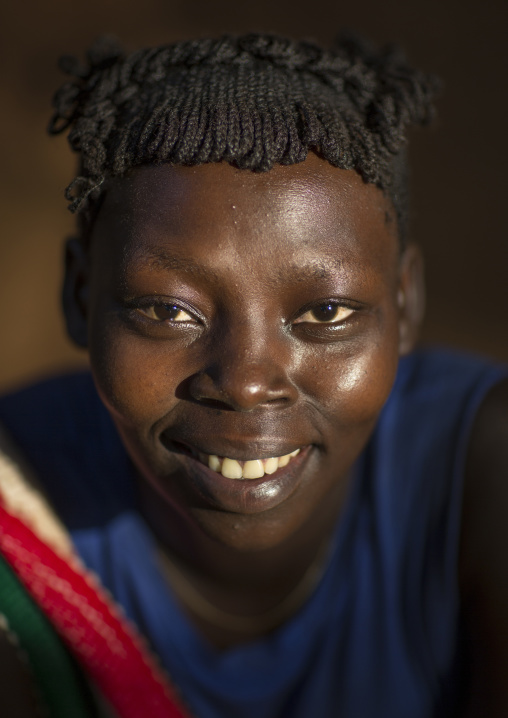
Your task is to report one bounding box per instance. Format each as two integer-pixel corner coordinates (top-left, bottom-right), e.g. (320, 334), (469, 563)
(175, 446), (313, 515)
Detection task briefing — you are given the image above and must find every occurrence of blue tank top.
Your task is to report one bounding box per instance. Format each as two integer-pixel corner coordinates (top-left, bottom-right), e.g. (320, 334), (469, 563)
(0, 349), (506, 718)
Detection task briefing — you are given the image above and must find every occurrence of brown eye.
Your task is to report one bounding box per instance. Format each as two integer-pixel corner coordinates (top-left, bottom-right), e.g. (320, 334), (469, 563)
(138, 303), (196, 322)
(294, 303), (354, 324)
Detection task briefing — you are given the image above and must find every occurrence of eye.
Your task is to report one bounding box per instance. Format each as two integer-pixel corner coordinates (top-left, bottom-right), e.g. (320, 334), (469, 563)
(137, 303), (197, 323)
(293, 302), (354, 324)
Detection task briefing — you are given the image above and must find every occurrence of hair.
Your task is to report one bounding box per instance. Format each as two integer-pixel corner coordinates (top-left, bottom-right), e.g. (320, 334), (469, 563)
(48, 33), (438, 243)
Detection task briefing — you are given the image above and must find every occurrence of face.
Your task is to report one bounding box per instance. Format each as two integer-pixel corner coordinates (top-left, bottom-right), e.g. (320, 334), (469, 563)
(66, 153), (419, 553)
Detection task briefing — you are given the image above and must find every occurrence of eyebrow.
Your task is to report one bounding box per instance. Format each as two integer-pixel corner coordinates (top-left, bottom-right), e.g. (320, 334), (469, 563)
(129, 247), (220, 281)
(275, 260), (346, 283)
(129, 247), (347, 285)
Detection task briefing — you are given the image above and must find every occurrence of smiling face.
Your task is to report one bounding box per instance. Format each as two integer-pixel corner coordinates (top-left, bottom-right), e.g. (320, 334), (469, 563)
(65, 153), (420, 554)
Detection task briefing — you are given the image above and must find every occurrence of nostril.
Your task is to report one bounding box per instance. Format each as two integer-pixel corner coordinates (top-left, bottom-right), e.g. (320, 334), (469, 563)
(196, 397), (233, 411)
(177, 377), (233, 410)
(266, 396), (291, 406)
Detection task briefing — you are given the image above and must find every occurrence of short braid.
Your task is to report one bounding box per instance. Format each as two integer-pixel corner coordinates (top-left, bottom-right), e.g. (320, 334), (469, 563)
(49, 32), (439, 240)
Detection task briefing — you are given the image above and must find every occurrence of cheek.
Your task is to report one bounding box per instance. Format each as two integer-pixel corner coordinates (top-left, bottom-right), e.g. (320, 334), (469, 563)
(297, 331), (399, 427)
(88, 320), (184, 427)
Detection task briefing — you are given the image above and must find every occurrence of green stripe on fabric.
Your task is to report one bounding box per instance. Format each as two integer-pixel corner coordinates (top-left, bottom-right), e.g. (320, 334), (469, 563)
(0, 552), (97, 718)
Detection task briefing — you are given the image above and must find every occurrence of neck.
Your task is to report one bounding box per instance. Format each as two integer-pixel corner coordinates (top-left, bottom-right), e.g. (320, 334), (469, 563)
(137, 472), (350, 648)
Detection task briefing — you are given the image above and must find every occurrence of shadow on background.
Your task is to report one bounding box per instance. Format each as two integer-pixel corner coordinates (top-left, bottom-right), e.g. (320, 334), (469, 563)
(0, 0), (506, 391)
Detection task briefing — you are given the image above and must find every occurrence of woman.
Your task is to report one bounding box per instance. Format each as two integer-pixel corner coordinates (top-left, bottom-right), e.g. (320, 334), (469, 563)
(0, 32), (507, 717)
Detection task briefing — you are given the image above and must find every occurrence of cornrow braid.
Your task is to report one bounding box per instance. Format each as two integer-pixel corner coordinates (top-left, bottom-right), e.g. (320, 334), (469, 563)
(49, 33), (439, 241)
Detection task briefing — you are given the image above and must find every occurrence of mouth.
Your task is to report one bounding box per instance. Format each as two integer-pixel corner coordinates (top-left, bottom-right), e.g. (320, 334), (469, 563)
(193, 449), (301, 480)
(162, 438), (314, 514)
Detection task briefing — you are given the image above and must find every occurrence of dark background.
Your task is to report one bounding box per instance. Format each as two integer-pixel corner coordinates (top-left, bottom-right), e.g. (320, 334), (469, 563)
(0, 0), (506, 392)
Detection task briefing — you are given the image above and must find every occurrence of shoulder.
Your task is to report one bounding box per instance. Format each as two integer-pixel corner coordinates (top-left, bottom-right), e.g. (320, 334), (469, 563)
(0, 372), (135, 530)
(462, 375), (508, 570)
(378, 348), (507, 483)
(0, 372), (102, 467)
(460, 376), (508, 716)
(0, 371), (99, 433)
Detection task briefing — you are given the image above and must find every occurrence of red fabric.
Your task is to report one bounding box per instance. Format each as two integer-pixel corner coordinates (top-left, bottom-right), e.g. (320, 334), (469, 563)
(0, 502), (192, 718)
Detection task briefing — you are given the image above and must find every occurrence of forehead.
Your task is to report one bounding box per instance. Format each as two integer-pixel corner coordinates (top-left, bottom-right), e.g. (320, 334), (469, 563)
(90, 154), (399, 277)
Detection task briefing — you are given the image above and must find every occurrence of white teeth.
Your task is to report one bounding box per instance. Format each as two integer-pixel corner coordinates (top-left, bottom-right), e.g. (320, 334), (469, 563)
(199, 448), (303, 480)
(208, 455), (221, 471)
(263, 457), (279, 475)
(221, 458), (243, 479)
(242, 460), (265, 479)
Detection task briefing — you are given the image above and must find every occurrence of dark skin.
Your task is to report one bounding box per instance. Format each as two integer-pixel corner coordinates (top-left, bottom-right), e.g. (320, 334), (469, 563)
(3, 154), (508, 714)
(65, 154), (421, 647)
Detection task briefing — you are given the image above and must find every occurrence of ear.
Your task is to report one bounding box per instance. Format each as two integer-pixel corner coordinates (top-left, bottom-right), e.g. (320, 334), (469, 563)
(397, 243), (425, 356)
(62, 237), (90, 348)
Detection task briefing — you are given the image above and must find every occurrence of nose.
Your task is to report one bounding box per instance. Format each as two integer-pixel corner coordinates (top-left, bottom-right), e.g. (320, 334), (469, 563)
(188, 324), (298, 412)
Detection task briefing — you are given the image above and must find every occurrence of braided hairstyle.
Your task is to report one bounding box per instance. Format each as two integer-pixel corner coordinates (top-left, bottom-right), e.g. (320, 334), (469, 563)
(49, 33), (438, 242)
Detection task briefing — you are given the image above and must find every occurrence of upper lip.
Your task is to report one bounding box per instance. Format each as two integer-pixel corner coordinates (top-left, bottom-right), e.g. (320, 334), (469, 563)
(162, 436), (308, 462)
